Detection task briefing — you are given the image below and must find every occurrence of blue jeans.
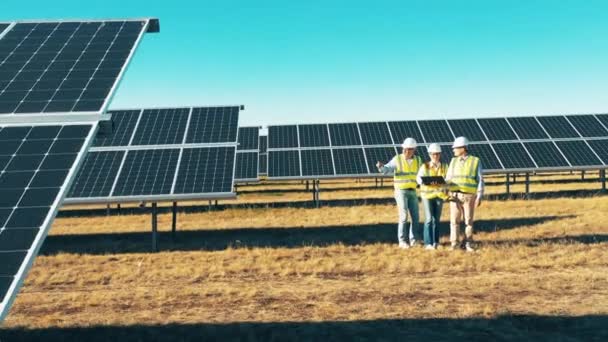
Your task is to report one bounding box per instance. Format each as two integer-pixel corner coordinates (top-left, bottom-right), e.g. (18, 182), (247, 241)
(422, 197), (444, 246)
(394, 189), (420, 244)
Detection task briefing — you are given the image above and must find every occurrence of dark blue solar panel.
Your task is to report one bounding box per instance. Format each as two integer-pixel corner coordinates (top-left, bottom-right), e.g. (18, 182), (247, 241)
(555, 140), (603, 166)
(68, 151), (125, 198)
(507, 117), (549, 140)
(300, 149), (334, 176)
(596, 114), (608, 131)
(524, 141), (569, 168)
(491, 143), (536, 169)
(417, 120), (453, 143)
(358, 122), (392, 145)
(112, 149), (179, 196)
(586, 139), (608, 165)
(238, 127), (259, 151)
(298, 124), (330, 147)
(536, 116), (580, 139)
(477, 118), (518, 141)
(467, 144), (503, 171)
(388, 121), (424, 144)
(235, 152), (258, 181)
(268, 150), (300, 177)
(268, 126), (298, 149)
(258, 154), (267, 174)
(364, 147), (397, 173)
(328, 123), (362, 146)
(0, 20), (149, 114)
(447, 119), (486, 142)
(332, 148), (368, 175)
(130, 108), (189, 145)
(186, 106), (239, 144)
(92, 109), (140, 147)
(259, 136), (267, 153)
(174, 147), (236, 194)
(565, 115), (608, 137)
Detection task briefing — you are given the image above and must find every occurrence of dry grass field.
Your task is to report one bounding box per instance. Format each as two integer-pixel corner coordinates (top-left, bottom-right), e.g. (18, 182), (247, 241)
(1, 173), (607, 341)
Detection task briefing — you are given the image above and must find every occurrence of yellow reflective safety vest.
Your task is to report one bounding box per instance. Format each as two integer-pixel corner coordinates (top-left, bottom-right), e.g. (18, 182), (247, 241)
(393, 154), (422, 190)
(420, 162), (448, 199)
(448, 155), (480, 194)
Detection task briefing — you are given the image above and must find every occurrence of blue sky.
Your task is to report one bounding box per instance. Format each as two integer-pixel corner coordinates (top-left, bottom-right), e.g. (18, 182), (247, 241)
(3, 1), (608, 126)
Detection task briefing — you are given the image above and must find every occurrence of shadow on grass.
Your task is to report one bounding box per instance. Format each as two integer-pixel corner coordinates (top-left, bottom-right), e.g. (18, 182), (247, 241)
(41, 216), (577, 255)
(1, 315), (606, 341)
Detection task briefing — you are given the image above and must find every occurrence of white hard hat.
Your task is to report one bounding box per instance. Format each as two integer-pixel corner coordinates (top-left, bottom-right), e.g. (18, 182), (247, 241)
(452, 136), (469, 148)
(402, 138), (417, 149)
(428, 143), (442, 154)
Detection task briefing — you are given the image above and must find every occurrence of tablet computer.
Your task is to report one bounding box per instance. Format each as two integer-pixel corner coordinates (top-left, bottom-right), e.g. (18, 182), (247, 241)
(421, 176), (446, 185)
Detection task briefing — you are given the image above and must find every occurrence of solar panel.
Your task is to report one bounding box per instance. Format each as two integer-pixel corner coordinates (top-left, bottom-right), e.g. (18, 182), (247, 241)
(417, 120), (453, 143)
(467, 144), (503, 171)
(67, 150), (124, 198)
(112, 149), (179, 196)
(268, 150), (300, 177)
(524, 141), (570, 168)
(328, 123), (362, 146)
(237, 127), (259, 151)
(258, 153), (267, 175)
(491, 143), (536, 169)
(364, 146), (397, 174)
(332, 148), (368, 175)
(596, 114), (608, 131)
(536, 116), (580, 138)
(555, 140), (603, 167)
(92, 109), (140, 146)
(259, 135), (267, 153)
(186, 106), (239, 144)
(587, 139), (608, 164)
(131, 108), (189, 145)
(268, 125), (298, 149)
(298, 124), (330, 148)
(174, 147), (236, 194)
(0, 20), (156, 116)
(506, 117), (549, 140)
(477, 118), (518, 141)
(358, 122), (393, 145)
(565, 115), (608, 137)
(235, 152), (259, 181)
(446, 119), (486, 142)
(0, 123), (94, 323)
(388, 121), (424, 144)
(301, 149), (334, 176)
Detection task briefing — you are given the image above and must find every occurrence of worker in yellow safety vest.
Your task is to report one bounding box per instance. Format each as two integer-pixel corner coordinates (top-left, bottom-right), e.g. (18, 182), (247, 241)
(445, 136), (484, 252)
(416, 143), (449, 250)
(376, 138), (423, 249)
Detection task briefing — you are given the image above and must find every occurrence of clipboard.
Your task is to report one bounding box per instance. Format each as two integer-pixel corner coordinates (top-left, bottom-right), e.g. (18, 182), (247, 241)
(421, 176), (446, 185)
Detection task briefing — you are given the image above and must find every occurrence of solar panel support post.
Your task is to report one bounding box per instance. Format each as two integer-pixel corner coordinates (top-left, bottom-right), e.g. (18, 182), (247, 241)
(171, 202), (177, 239)
(601, 169), (606, 191)
(151, 202), (158, 252)
(306, 180), (309, 191)
(106, 204), (111, 216)
(581, 171), (585, 180)
(525, 173), (530, 199)
(381, 178), (384, 187)
(505, 173), (510, 196)
(117, 203), (121, 214)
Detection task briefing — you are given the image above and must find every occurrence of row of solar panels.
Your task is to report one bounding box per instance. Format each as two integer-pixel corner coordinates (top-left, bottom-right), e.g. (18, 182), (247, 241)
(265, 140), (608, 179)
(267, 114), (608, 149)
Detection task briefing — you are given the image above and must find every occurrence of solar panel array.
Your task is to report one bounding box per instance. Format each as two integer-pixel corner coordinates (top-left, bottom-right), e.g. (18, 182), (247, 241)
(65, 106), (242, 204)
(234, 126), (260, 182)
(0, 18), (158, 323)
(258, 135), (267, 175)
(267, 114), (608, 179)
(0, 19), (157, 118)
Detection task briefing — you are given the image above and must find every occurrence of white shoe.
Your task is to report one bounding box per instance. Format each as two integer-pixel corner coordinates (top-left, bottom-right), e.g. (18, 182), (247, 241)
(465, 242), (475, 252)
(425, 245), (436, 250)
(449, 243), (458, 251)
(399, 242), (410, 249)
(409, 240), (417, 247)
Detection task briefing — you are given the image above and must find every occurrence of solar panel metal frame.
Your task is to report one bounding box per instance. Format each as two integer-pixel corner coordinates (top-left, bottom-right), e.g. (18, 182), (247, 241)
(0, 121), (98, 323)
(65, 105), (243, 204)
(0, 18), (159, 124)
(234, 126), (261, 183)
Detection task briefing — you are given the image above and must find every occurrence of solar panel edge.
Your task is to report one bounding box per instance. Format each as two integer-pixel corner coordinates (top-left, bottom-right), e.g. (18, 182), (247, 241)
(0, 122), (96, 323)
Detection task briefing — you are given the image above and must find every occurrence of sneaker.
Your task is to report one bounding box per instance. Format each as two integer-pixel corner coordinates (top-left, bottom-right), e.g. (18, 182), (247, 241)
(465, 242), (475, 252)
(409, 240), (417, 247)
(449, 243), (458, 251)
(399, 242), (410, 249)
(425, 245), (436, 250)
